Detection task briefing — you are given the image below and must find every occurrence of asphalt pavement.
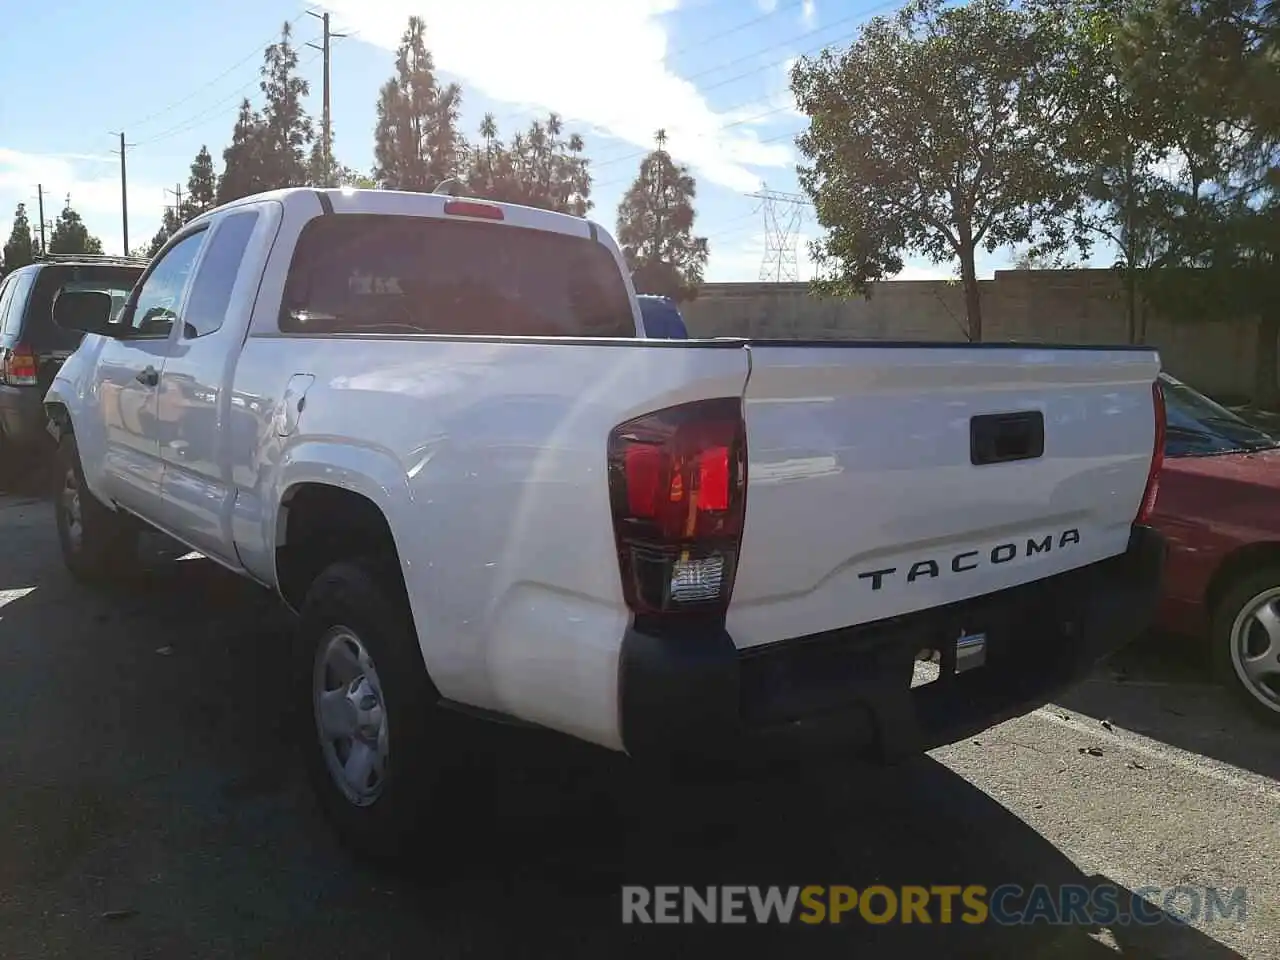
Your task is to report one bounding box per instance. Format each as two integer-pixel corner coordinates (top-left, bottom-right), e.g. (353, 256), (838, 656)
(0, 487), (1276, 959)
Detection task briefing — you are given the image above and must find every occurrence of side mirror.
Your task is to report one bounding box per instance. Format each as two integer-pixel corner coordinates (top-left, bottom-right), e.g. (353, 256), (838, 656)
(53, 290), (115, 335)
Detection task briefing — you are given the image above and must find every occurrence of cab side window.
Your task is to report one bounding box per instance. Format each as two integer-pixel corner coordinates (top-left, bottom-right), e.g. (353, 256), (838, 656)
(121, 230), (207, 339)
(182, 211), (260, 338)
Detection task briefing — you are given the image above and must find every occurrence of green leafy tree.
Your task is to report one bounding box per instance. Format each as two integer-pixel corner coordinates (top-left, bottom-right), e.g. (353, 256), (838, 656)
(615, 130), (709, 301)
(48, 199), (103, 255)
(1012, 247), (1078, 270)
(338, 167), (377, 188)
(1115, 0), (1280, 400)
(791, 0), (1081, 340)
(217, 99), (269, 204)
(373, 16), (465, 191)
(257, 21), (313, 190)
(308, 137), (336, 188)
(186, 145), (218, 216)
(465, 113), (592, 215)
(143, 206), (187, 259)
(145, 145), (219, 258)
(2, 203), (36, 276)
(216, 23), (311, 203)
(1032, 0), (1170, 342)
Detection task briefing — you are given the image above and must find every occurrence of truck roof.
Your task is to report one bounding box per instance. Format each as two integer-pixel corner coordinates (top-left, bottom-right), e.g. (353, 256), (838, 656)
(197, 187), (602, 243)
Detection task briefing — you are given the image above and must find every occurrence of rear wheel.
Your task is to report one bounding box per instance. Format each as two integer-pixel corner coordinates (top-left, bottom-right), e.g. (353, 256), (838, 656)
(296, 558), (452, 863)
(1211, 568), (1280, 726)
(54, 433), (141, 584)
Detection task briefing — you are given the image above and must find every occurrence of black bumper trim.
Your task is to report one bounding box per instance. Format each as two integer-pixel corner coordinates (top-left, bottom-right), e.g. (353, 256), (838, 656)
(0, 384), (53, 452)
(618, 525), (1165, 761)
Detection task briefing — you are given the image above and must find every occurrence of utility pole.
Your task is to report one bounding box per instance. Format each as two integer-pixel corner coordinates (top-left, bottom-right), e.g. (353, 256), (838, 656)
(166, 182), (185, 217)
(36, 184), (47, 252)
(109, 131), (133, 255)
(307, 11), (348, 185)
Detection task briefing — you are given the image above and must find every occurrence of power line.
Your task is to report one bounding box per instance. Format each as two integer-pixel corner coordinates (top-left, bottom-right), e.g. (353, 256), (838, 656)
(593, 124), (807, 195)
(133, 47), (324, 149)
(475, 0), (874, 162)
(585, 0), (903, 179)
(123, 12), (309, 131)
(479, 0), (814, 139)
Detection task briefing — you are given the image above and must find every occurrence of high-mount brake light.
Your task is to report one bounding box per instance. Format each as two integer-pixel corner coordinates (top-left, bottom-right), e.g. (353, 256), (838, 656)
(443, 199), (505, 221)
(1136, 379), (1166, 524)
(607, 397), (746, 616)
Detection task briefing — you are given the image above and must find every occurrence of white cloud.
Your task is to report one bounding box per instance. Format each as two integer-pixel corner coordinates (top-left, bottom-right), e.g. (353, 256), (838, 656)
(801, 0), (817, 27)
(0, 148), (166, 256)
(320, 0), (794, 192)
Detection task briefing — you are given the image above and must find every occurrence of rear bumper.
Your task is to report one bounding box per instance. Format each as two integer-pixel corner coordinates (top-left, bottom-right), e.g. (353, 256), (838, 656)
(0, 384), (51, 453)
(619, 524), (1165, 761)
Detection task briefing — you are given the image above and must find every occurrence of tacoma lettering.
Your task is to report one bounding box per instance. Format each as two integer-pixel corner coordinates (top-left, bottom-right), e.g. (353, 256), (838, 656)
(858, 529), (1081, 590)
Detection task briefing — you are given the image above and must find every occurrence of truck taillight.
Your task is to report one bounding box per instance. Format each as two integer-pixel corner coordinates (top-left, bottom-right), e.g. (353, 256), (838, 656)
(1137, 379), (1166, 524)
(1, 345), (38, 386)
(607, 398), (747, 616)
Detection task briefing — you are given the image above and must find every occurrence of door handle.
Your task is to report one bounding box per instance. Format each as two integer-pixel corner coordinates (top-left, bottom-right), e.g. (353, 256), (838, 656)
(136, 366), (159, 387)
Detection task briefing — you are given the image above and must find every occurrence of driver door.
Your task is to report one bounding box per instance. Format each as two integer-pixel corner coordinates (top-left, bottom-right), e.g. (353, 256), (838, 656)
(93, 228), (208, 515)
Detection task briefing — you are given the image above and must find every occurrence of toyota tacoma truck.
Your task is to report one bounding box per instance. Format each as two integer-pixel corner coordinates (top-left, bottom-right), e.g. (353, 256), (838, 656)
(44, 187), (1166, 859)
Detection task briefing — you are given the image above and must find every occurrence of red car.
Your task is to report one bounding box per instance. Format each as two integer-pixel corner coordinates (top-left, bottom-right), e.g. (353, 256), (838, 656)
(1150, 373), (1280, 724)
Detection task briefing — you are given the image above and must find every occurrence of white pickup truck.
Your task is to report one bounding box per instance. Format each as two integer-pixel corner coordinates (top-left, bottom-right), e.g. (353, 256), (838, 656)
(45, 187), (1165, 859)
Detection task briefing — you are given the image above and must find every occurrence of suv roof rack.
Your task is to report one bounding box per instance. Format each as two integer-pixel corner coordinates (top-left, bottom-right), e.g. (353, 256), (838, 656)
(32, 252), (150, 267)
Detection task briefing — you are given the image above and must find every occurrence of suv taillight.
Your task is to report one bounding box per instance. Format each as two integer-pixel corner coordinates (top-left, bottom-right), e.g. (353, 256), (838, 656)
(1136, 379), (1166, 524)
(607, 398), (747, 616)
(1, 345), (38, 386)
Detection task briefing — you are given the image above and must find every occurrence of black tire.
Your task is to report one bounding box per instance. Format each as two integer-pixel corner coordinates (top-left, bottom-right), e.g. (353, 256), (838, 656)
(0, 434), (37, 493)
(54, 433), (141, 584)
(296, 558), (451, 864)
(1210, 567), (1280, 726)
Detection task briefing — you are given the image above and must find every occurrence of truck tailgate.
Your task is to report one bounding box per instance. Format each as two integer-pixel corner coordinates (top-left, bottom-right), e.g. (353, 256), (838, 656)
(726, 344), (1161, 649)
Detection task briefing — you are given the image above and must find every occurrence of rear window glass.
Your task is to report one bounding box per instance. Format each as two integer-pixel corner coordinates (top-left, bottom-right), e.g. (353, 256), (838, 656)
(279, 214), (635, 338)
(0, 272), (35, 338)
(25, 264), (142, 349)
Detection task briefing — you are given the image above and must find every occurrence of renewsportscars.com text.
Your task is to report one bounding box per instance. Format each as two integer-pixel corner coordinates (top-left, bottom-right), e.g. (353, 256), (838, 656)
(620, 884), (1247, 926)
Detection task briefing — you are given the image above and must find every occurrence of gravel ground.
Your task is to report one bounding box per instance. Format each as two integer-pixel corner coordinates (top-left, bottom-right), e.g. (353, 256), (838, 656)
(0, 489), (1276, 959)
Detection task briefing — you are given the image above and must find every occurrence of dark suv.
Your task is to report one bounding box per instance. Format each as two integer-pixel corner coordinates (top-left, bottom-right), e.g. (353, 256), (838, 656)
(0, 254), (146, 473)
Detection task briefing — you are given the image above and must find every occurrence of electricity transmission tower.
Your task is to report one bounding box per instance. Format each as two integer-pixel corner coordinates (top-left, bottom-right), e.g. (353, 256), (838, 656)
(749, 185), (807, 282)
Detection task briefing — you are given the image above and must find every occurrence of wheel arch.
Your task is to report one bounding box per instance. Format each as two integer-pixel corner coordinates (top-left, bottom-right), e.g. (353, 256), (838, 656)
(1205, 542), (1280, 618)
(274, 480), (408, 613)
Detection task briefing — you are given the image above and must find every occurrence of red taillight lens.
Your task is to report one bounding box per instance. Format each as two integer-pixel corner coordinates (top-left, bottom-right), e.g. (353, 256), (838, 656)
(608, 398), (747, 616)
(1137, 379), (1166, 524)
(443, 199), (504, 220)
(1, 345), (38, 386)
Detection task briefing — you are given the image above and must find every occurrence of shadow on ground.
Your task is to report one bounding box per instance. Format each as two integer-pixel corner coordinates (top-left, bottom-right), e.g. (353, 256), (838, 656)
(0, 500), (1251, 958)
(1059, 630), (1280, 783)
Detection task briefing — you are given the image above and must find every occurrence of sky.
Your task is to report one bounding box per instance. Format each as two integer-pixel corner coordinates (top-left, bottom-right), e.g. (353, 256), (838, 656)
(0, 0), (1024, 281)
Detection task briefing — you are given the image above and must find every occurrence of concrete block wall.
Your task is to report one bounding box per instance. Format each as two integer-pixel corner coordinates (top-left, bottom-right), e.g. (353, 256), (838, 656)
(680, 270), (1259, 398)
